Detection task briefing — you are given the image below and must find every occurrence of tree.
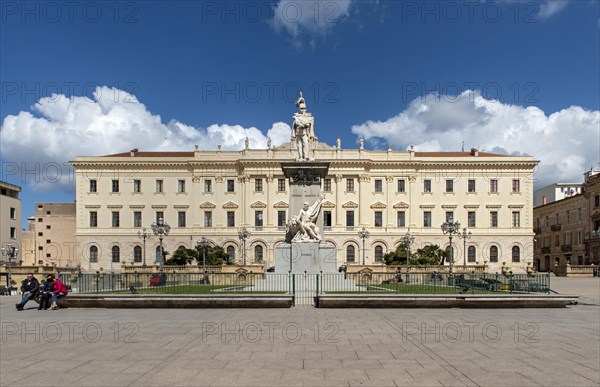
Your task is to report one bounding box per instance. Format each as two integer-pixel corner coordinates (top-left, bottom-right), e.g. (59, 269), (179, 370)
(412, 244), (448, 266)
(195, 245), (229, 266)
(165, 248), (194, 266)
(383, 243), (408, 266)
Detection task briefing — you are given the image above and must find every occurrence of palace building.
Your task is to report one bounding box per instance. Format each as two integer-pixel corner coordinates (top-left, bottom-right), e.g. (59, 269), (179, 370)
(71, 141), (538, 273)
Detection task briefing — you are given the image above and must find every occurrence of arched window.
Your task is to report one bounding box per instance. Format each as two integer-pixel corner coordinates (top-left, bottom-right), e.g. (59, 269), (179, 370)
(489, 246), (498, 262)
(178, 245), (186, 251)
(346, 245), (355, 263)
(254, 245), (263, 263)
(89, 246), (98, 262)
(512, 246), (520, 262)
(111, 246), (120, 263)
(467, 246), (476, 263)
(133, 246), (142, 263)
(374, 245), (384, 262)
(226, 246), (235, 263)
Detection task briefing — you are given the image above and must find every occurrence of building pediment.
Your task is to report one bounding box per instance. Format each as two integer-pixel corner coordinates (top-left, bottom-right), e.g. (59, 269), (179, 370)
(223, 202), (239, 209)
(107, 205), (123, 209)
(420, 204), (435, 209)
(129, 205), (145, 209)
(342, 201), (359, 209)
(250, 201), (267, 209)
(370, 202), (387, 209)
(393, 201), (409, 209)
(441, 204), (457, 209)
(151, 205), (167, 209)
(273, 201), (289, 209)
(174, 205), (189, 209)
(85, 204), (101, 209)
(200, 202), (216, 209)
(463, 204), (480, 209)
(508, 204), (524, 209)
(322, 201), (335, 209)
(486, 204), (502, 209)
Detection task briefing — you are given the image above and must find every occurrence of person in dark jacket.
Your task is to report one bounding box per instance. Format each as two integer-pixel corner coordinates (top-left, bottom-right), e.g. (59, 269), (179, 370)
(38, 276), (54, 310)
(16, 273), (39, 311)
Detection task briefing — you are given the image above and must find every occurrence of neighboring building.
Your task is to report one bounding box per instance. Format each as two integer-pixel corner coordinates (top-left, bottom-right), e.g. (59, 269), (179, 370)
(534, 183), (582, 207)
(0, 181), (21, 262)
(21, 203), (77, 267)
(71, 143), (538, 273)
(533, 169), (600, 272)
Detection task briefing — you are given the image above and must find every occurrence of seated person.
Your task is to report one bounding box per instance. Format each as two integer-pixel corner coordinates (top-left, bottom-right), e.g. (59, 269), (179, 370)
(16, 273), (39, 311)
(38, 276), (54, 310)
(50, 276), (68, 310)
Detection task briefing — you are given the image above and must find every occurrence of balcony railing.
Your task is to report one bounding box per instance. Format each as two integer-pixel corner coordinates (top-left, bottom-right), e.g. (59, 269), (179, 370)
(533, 227), (542, 234)
(541, 247), (551, 254)
(561, 245), (572, 252)
(550, 224), (562, 231)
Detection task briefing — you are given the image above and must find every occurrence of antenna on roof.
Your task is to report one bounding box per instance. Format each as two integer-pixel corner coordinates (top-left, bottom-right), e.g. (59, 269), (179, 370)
(461, 141), (464, 152)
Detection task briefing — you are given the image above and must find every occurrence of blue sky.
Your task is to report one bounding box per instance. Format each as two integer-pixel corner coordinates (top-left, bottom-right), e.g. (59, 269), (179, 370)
(1, 0), (599, 228)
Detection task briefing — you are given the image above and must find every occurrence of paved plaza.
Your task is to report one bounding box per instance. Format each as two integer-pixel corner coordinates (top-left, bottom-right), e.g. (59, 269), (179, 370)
(0, 278), (598, 386)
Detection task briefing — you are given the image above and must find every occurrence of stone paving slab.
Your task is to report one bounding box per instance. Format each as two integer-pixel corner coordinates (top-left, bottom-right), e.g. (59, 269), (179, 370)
(1, 278), (599, 386)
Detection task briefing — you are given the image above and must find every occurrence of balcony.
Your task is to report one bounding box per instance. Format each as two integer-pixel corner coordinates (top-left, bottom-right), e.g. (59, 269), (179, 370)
(541, 247), (551, 254)
(561, 245), (572, 252)
(533, 227), (542, 234)
(550, 224), (562, 231)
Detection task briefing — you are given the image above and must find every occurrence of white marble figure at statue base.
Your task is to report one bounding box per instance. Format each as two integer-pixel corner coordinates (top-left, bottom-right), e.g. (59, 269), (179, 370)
(287, 194), (324, 242)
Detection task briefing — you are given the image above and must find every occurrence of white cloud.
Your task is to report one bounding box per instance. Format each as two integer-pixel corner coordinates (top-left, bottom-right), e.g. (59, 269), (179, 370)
(351, 90), (600, 187)
(0, 87), (290, 191)
(537, 0), (568, 19)
(271, 0), (353, 50)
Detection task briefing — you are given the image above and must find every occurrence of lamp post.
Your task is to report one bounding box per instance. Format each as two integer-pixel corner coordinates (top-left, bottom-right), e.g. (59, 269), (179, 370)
(458, 228), (472, 267)
(151, 218), (170, 272)
(197, 236), (212, 272)
(401, 232), (415, 283)
(238, 228), (251, 265)
(441, 220), (461, 274)
(137, 227), (152, 266)
(1, 245), (18, 289)
(358, 227), (370, 266)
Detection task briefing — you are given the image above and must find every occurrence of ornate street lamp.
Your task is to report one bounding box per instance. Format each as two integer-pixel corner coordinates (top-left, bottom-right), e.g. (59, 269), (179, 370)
(441, 220), (461, 274)
(358, 227), (370, 266)
(137, 227), (152, 266)
(196, 236), (213, 272)
(238, 228), (251, 265)
(458, 228), (472, 267)
(151, 218), (170, 272)
(401, 232), (415, 283)
(1, 245), (18, 289)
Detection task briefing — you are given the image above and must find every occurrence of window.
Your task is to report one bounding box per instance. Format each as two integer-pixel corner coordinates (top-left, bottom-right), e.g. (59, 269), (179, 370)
(46, 225), (51, 229)
(133, 211), (142, 228)
(445, 180), (454, 193)
(374, 246), (383, 262)
(133, 179), (141, 193)
(38, 232), (43, 236)
(468, 246), (476, 262)
(424, 179), (431, 193)
(155, 211), (164, 224)
(595, 195), (600, 207)
(278, 178), (286, 192)
(112, 212), (120, 228)
(346, 245), (356, 263)
(489, 246), (498, 262)
(468, 179), (476, 193)
(423, 211), (432, 228)
(10, 227), (16, 239)
(204, 211), (212, 227)
(490, 211), (498, 228)
(9, 207), (16, 219)
(38, 218), (42, 222)
(254, 245), (263, 263)
(226, 246), (235, 263)
(227, 179), (235, 192)
(346, 211), (355, 227)
(90, 179), (97, 192)
(323, 178), (331, 192)
(512, 246), (520, 262)
(374, 211), (383, 227)
(323, 211), (332, 227)
(512, 212), (520, 228)
(89, 246), (98, 262)
(255, 178), (263, 192)
(155, 180), (163, 193)
(227, 211), (235, 227)
(397, 211), (405, 227)
(204, 179), (212, 193)
(555, 235), (560, 246)
(512, 179), (520, 193)
(178, 211), (186, 227)
(446, 212), (454, 223)
(133, 246), (142, 263)
(178, 179), (186, 193)
(397, 179), (405, 193)
(468, 211), (476, 227)
(374, 179), (383, 193)
(89, 212), (98, 228)
(111, 180), (119, 193)
(278, 211), (287, 227)
(346, 178), (355, 192)
(111, 246), (120, 263)
(46, 239), (51, 244)
(254, 211), (263, 227)
(490, 179), (498, 193)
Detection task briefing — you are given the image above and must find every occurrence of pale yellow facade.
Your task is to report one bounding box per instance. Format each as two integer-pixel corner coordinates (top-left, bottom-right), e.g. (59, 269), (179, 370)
(71, 143), (538, 273)
(0, 181), (21, 263)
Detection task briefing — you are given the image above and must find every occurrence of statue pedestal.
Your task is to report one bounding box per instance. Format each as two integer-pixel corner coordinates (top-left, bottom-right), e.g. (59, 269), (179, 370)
(274, 242), (337, 275)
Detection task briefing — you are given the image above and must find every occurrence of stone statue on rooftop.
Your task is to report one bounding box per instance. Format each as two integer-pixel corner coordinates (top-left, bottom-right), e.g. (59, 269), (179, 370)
(291, 92), (314, 161)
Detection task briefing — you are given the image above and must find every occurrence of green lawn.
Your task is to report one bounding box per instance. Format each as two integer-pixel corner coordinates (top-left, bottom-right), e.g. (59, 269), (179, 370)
(107, 285), (286, 294)
(329, 284), (496, 294)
